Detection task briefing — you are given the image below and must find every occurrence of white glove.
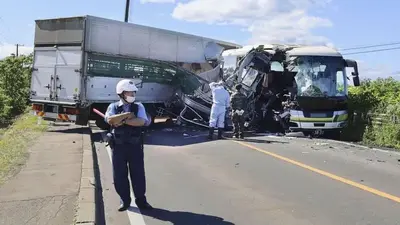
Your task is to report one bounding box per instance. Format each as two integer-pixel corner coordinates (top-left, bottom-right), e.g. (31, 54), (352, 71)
(235, 110), (245, 116)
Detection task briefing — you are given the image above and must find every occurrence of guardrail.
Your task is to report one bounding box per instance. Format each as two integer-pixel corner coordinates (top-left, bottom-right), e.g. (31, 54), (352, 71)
(367, 113), (399, 125)
(350, 112), (399, 126)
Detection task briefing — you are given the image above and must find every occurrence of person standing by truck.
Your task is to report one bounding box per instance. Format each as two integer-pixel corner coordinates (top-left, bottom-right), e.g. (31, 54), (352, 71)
(104, 79), (153, 212)
(208, 81), (231, 139)
(230, 84), (247, 139)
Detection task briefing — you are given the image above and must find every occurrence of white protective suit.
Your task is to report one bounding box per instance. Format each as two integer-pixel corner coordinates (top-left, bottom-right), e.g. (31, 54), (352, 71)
(209, 82), (231, 128)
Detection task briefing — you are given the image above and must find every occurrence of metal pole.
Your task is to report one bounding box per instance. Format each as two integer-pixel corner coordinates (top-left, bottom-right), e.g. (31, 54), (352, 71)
(124, 0), (130, 22)
(15, 44), (24, 57)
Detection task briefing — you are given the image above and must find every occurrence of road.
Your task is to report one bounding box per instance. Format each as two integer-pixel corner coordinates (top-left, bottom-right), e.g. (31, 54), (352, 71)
(91, 123), (400, 225)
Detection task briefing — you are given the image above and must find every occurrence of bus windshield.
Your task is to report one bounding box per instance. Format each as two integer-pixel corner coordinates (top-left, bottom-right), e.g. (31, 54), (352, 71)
(288, 56), (347, 97)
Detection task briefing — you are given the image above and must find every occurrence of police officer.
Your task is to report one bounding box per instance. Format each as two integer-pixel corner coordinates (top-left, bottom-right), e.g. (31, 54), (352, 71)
(230, 84), (247, 139)
(104, 79), (153, 212)
(208, 81), (230, 139)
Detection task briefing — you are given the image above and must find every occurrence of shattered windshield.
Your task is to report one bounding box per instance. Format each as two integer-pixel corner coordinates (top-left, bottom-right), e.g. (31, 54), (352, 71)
(241, 68), (259, 87)
(222, 55), (237, 80)
(288, 56), (347, 97)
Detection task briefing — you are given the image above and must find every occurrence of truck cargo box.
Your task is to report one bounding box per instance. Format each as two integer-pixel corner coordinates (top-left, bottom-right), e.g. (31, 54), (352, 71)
(83, 15), (239, 63)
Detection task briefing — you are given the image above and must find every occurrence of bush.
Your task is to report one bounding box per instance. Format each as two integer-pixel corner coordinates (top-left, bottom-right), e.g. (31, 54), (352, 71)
(0, 54), (33, 126)
(343, 77), (400, 149)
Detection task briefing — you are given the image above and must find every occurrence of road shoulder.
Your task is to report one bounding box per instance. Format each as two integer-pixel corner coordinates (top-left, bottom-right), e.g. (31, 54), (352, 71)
(74, 126), (98, 225)
(0, 123), (90, 225)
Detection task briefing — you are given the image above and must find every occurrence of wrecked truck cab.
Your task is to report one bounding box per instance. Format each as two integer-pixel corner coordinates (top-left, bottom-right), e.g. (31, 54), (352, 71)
(220, 46), (279, 130)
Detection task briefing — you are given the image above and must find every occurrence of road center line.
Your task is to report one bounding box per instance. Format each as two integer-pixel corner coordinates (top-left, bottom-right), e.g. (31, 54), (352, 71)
(101, 132), (147, 225)
(234, 140), (400, 204)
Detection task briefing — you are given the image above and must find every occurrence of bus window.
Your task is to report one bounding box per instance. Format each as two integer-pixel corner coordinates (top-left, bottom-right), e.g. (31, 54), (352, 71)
(271, 61), (284, 72)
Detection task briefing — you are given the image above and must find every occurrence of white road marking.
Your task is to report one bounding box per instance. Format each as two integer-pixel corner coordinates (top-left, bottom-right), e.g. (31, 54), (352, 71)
(101, 132), (147, 225)
(183, 133), (208, 139)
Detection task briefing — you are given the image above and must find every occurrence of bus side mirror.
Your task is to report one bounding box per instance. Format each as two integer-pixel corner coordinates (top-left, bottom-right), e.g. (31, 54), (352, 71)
(345, 59), (360, 86)
(351, 72), (360, 86)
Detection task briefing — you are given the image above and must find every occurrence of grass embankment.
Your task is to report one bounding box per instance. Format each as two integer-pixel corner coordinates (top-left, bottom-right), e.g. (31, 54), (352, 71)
(0, 112), (48, 184)
(341, 77), (400, 151)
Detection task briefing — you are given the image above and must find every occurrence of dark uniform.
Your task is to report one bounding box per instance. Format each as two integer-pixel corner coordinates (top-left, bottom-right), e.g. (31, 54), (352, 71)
(230, 84), (247, 138)
(105, 101), (152, 211)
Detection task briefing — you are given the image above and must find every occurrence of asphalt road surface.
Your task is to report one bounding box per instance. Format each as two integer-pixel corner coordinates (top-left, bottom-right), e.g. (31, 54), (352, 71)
(91, 123), (400, 225)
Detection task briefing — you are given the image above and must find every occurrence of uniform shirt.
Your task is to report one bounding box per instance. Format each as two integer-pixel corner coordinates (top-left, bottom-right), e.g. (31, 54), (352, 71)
(211, 86), (230, 107)
(230, 91), (247, 110)
(104, 100), (150, 126)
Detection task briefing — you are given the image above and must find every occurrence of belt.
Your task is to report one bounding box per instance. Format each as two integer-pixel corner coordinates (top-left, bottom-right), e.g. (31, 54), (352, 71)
(112, 133), (142, 145)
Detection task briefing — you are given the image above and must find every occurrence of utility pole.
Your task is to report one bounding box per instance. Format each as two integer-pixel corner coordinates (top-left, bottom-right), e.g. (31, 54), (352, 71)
(15, 44), (24, 57)
(124, 0), (130, 22)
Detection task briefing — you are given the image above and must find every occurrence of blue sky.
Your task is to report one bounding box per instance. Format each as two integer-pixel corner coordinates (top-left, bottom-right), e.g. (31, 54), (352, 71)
(0, 0), (398, 80)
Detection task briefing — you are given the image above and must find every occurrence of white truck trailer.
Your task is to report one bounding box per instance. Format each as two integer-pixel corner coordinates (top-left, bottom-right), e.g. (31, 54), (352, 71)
(29, 15), (241, 128)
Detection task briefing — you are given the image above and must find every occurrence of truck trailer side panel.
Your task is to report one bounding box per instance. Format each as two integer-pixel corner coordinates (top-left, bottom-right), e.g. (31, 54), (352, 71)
(84, 15), (235, 63)
(34, 17), (84, 46)
(85, 77), (176, 103)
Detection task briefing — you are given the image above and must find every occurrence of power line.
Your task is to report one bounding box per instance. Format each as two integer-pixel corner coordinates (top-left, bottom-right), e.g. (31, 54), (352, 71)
(342, 46), (400, 55)
(340, 41), (400, 51)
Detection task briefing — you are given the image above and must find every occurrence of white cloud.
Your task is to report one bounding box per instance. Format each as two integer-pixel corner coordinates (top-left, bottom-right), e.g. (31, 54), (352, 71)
(172, 0), (334, 46)
(353, 59), (399, 81)
(0, 43), (33, 59)
(140, 0), (175, 3)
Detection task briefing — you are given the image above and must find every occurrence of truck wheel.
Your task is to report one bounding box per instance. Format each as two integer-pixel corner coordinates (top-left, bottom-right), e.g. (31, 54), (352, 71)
(95, 118), (110, 130)
(75, 107), (90, 126)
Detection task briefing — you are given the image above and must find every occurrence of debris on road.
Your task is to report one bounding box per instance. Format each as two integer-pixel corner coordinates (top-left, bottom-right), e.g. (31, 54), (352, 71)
(315, 142), (329, 146)
(366, 159), (386, 163)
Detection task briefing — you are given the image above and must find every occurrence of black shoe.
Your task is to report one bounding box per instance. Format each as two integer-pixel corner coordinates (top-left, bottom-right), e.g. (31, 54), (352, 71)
(217, 128), (223, 139)
(136, 200), (153, 210)
(118, 202), (131, 212)
(207, 127), (214, 140)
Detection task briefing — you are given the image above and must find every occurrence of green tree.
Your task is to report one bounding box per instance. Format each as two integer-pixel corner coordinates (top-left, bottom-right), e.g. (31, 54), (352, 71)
(344, 77), (400, 149)
(0, 54), (33, 124)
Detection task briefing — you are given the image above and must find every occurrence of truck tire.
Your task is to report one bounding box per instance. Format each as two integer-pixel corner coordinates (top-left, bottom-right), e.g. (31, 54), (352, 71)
(75, 107), (90, 126)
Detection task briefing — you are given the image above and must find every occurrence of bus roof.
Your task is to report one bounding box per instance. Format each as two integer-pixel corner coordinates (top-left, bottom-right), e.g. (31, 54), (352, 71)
(287, 46), (342, 57)
(222, 44), (342, 57)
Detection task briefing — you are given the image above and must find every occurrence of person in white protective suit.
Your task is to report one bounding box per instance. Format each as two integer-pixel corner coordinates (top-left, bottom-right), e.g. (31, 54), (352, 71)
(208, 81), (231, 139)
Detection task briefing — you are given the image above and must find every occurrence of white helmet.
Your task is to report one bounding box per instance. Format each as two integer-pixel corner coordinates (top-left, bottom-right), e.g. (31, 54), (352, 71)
(209, 80), (224, 89)
(116, 79), (138, 94)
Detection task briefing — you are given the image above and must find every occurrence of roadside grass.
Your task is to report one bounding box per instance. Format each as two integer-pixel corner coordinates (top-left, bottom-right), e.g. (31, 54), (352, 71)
(0, 111), (48, 184)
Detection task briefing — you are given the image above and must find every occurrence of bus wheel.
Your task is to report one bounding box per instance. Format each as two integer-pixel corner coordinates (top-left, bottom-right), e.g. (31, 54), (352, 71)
(302, 131), (313, 137)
